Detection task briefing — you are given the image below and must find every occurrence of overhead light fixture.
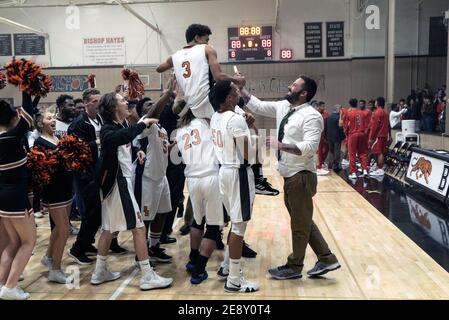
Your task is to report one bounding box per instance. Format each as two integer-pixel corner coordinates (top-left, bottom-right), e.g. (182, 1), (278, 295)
(0, 16), (49, 38)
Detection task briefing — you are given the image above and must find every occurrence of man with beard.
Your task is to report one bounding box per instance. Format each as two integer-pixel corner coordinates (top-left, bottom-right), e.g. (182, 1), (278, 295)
(55, 94), (76, 138)
(240, 76), (340, 280)
(54, 94), (79, 235)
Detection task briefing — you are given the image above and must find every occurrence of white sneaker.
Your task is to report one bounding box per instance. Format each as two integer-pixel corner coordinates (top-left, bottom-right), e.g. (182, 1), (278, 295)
(139, 269), (173, 291)
(369, 165), (378, 173)
(34, 211), (43, 218)
(348, 173), (357, 179)
(41, 256), (53, 271)
(224, 275), (259, 293)
(341, 159), (350, 166)
(0, 286), (30, 300)
(48, 270), (71, 284)
(316, 168), (330, 176)
(370, 169), (385, 176)
(91, 267), (121, 285)
(363, 169), (368, 176)
(217, 264), (229, 281)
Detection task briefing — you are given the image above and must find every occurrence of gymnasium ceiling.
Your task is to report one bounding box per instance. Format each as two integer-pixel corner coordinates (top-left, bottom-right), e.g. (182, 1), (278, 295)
(0, 0), (219, 8)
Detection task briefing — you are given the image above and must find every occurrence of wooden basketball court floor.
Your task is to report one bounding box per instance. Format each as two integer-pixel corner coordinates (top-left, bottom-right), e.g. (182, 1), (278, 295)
(21, 169), (449, 300)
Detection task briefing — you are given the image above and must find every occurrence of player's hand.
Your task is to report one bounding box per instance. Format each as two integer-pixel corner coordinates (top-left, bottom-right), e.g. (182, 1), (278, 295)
(234, 75), (246, 89)
(266, 136), (280, 150)
(137, 151), (146, 165)
(245, 112), (256, 127)
(143, 117), (159, 127)
(115, 84), (122, 93)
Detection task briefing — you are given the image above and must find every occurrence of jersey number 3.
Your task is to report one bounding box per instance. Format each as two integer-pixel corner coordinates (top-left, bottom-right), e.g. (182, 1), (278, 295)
(182, 61), (191, 79)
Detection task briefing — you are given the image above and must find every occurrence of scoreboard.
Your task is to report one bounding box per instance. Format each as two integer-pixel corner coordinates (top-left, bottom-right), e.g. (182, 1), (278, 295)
(228, 26), (273, 62)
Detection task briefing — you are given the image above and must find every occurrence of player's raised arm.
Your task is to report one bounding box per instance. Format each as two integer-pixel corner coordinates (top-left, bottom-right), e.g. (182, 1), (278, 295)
(206, 45), (244, 87)
(156, 55), (174, 73)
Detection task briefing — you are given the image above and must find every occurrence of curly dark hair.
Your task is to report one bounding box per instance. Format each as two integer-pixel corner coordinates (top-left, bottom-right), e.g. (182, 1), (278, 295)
(56, 94), (74, 110)
(185, 24), (212, 43)
(99, 93), (118, 122)
(0, 100), (18, 126)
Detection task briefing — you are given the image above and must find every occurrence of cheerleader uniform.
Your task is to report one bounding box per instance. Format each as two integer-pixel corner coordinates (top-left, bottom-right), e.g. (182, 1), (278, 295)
(99, 120), (147, 233)
(0, 93), (34, 218)
(33, 136), (73, 210)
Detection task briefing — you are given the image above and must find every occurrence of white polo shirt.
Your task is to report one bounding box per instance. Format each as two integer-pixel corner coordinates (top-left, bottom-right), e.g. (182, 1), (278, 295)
(246, 96), (323, 177)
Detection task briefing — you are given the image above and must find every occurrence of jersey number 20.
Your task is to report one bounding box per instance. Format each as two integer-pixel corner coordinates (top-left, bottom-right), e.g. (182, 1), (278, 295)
(182, 61), (191, 79)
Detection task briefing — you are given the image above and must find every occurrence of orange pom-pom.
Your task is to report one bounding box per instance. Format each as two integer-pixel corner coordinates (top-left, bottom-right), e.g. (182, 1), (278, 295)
(27, 146), (59, 191)
(57, 134), (93, 172)
(121, 68), (144, 99)
(87, 73), (96, 88)
(4, 58), (51, 97)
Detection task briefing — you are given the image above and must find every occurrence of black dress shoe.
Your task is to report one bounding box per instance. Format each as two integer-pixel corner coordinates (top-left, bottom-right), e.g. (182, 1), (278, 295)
(160, 235), (177, 244)
(242, 241), (257, 258)
(179, 224), (191, 236)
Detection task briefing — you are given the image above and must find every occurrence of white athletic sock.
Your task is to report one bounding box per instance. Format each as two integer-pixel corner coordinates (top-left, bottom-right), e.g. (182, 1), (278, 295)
(95, 255), (107, 271)
(221, 246), (230, 267)
(229, 258), (241, 282)
(149, 232), (161, 248)
(139, 259), (153, 273)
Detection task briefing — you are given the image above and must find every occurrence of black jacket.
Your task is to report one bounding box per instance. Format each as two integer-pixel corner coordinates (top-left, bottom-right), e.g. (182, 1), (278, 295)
(326, 112), (344, 143)
(68, 112), (104, 163)
(99, 121), (146, 199)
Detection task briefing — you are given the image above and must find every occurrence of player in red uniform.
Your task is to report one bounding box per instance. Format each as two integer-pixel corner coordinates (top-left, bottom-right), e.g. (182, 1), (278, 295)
(339, 104), (349, 167)
(368, 97), (391, 176)
(344, 98), (368, 179)
(316, 101), (329, 175)
(359, 99), (373, 169)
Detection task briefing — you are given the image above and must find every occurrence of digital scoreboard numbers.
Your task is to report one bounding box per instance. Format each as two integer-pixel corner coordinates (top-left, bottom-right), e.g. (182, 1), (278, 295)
(228, 26), (272, 62)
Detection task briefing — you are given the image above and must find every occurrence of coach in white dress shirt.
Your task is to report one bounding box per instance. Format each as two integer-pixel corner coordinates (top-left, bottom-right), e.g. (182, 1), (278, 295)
(240, 75), (341, 280)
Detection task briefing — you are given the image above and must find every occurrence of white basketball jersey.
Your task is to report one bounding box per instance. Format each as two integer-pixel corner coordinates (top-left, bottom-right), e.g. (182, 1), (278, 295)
(172, 44), (210, 109)
(135, 121), (169, 180)
(176, 118), (218, 178)
(55, 119), (70, 138)
(210, 111), (249, 168)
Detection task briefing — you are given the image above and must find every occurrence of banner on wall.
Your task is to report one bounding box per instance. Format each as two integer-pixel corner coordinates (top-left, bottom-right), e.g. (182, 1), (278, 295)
(0, 34), (12, 56)
(304, 22), (322, 58)
(51, 75), (88, 92)
(14, 33), (46, 56)
(82, 37), (126, 65)
(406, 150), (449, 198)
(326, 21), (344, 57)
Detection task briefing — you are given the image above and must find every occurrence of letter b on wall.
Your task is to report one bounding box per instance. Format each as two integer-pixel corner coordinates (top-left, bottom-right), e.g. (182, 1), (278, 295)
(365, 5), (380, 30)
(65, 5), (80, 30)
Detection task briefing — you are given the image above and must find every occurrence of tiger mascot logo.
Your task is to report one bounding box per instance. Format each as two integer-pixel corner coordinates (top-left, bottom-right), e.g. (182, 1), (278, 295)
(409, 157), (432, 184)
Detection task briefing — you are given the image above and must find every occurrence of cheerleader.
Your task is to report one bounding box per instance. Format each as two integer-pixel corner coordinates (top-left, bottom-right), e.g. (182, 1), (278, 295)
(0, 93), (36, 300)
(34, 110), (73, 284)
(91, 92), (172, 290)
